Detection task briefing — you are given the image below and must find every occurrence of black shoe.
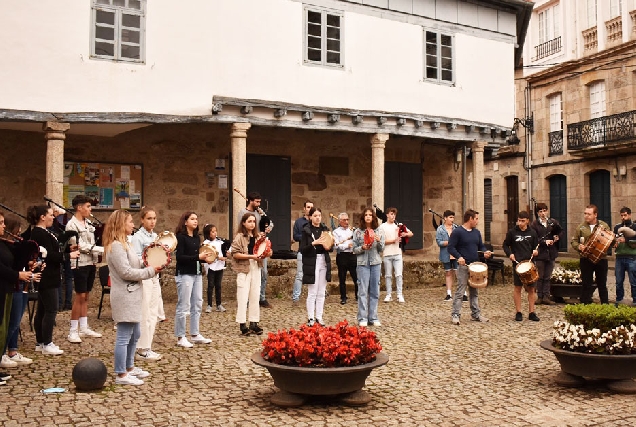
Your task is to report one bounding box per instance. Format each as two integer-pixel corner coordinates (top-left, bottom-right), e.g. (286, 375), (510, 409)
(462, 295), (468, 302)
(515, 312), (522, 322)
(249, 322), (263, 335)
(340, 298), (347, 305)
(64, 304), (72, 311)
(0, 372), (11, 381)
(529, 312), (540, 322)
(307, 318), (315, 327)
(259, 300), (272, 308)
(444, 294), (452, 301)
(239, 323), (251, 336)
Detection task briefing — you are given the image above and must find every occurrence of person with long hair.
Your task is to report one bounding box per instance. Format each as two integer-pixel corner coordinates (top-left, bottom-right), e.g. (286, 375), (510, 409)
(174, 211), (211, 348)
(231, 212), (263, 336)
(103, 210), (160, 385)
(130, 206), (164, 361)
(352, 208), (385, 327)
(299, 207), (332, 326)
(27, 206), (79, 357)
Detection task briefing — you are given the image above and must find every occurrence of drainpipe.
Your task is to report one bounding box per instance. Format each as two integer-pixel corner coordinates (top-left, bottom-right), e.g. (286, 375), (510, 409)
(462, 145), (467, 214)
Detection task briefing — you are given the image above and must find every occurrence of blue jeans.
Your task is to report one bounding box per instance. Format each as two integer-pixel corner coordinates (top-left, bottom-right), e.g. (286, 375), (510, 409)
(383, 254), (403, 296)
(174, 274), (202, 338)
(292, 252), (303, 301)
(260, 258), (268, 302)
(5, 292), (28, 352)
(114, 322), (140, 374)
(615, 257), (636, 302)
(58, 259), (73, 308)
(452, 265), (481, 319)
(357, 263), (381, 323)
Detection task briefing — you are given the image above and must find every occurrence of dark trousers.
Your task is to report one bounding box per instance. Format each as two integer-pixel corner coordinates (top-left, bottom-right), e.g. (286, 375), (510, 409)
(535, 259), (555, 298)
(336, 252), (358, 300)
(580, 257), (608, 304)
(34, 287), (59, 345)
(207, 270), (224, 307)
(58, 259), (74, 309)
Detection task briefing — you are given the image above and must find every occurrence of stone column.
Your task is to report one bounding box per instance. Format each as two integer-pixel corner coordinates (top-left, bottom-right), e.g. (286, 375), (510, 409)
(231, 122), (251, 226)
(371, 133), (389, 211)
(471, 141), (488, 235)
(43, 122), (70, 206)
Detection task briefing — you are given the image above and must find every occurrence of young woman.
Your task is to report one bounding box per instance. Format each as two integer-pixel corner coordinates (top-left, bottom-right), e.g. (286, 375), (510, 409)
(28, 206), (79, 356)
(174, 211), (211, 348)
(130, 206), (164, 361)
(103, 210), (160, 386)
(202, 224), (227, 313)
(299, 207), (332, 326)
(231, 212), (263, 336)
(352, 208), (385, 327)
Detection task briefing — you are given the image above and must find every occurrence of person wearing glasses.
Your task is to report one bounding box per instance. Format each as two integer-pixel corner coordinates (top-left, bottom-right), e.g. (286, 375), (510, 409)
(332, 212), (358, 305)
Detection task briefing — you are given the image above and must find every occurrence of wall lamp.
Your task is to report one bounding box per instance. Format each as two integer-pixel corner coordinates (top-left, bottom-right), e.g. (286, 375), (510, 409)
(506, 113), (534, 145)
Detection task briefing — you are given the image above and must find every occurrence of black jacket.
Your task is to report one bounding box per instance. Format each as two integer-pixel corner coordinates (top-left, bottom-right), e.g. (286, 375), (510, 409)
(176, 233), (202, 276)
(30, 227), (66, 290)
(300, 223), (332, 284)
(503, 225), (538, 262)
(530, 218), (564, 261)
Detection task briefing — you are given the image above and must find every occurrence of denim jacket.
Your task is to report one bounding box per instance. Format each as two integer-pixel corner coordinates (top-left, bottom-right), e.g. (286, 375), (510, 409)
(436, 223), (457, 263)
(352, 227), (385, 266)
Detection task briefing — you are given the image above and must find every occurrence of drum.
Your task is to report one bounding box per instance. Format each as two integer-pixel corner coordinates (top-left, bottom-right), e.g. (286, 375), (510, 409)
(142, 243), (171, 269)
(199, 243), (218, 263)
(515, 261), (539, 286)
(155, 231), (178, 251)
(468, 262), (488, 288)
(581, 226), (615, 264)
(319, 231), (334, 250)
(253, 236), (273, 259)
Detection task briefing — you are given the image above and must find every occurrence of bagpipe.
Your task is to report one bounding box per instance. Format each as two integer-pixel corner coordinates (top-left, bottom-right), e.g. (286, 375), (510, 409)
(233, 188), (272, 233)
(374, 204), (409, 248)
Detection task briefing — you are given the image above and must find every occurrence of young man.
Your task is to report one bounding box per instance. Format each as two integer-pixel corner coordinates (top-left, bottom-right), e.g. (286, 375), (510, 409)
(380, 208), (413, 303)
(333, 212), (358, 305)
(292, 200), (313, 304)
(613, 207), (636, 305)
(65, 195), (104, 343)
(237, 191), (274, 308)
(503, 211), (540, 322)
(530, 203), (563, 305)
(447, 209), (491, 325)
(570, 204), (610, 304)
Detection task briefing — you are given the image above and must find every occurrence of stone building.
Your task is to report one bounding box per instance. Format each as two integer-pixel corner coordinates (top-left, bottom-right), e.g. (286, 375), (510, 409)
(0, 0), (531, 255)
(487, 0), (636, 253)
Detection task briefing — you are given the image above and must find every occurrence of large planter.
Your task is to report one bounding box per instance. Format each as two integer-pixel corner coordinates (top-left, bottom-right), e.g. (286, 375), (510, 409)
(550, 283), (583, 299)
(251, 351), (389, 406)
(540, 339), (636, 393)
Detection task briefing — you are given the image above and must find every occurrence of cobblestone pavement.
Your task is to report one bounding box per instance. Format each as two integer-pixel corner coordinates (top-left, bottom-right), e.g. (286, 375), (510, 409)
(2, 276), (635, 427)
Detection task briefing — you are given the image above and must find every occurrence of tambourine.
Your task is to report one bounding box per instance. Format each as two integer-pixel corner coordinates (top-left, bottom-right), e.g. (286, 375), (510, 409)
(199, 243), (218, 263)
(319, 231), (334, 250)
(155, 231), (178, 251)
(364, 228), (375, 247)
(142, 242), (171, 269)
(253, 236), (273, 259)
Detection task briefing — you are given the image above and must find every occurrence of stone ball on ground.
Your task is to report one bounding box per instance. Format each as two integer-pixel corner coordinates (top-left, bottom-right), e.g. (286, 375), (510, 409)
(72, 358), (108, 391)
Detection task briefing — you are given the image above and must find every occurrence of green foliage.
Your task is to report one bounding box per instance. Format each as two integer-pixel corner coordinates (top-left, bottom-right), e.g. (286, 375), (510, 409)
(558, 259), (580, 271)
(564, 304), (636, 333)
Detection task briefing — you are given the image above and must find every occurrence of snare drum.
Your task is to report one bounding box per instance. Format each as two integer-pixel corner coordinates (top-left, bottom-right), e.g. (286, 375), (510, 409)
(581, 226), (615, 264)
(468, 262), (488, 288)
(142, 243), (172, 269)
(155, 231), (178, 251)
(199, 243), (218, 263)
(515, 261), (539, 286)
(253, 236), (273, 259)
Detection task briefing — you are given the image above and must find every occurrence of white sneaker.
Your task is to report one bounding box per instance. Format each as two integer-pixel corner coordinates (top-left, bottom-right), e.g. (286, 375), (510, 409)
(397, 295), (405, 303)
(113, 324), (118, 331)
(216, 304), (226, 312)
(371, 320), (382, 327)
(0, 355), (18, 368)
(190, 334), (211, 344)
(42, 343), (64, 356)
(383, 294), (392, 303)
(35, 344), (43, 352)
(147, 350), (162, 360)
(68, 330), (82, 343)
(205, 305), (213, 313)
(176, 337), (193, 348)
(136, 350), (162, 361)
(358, 321), (368, 327)
(79, 328), (102, 338)
(451, 315), (460, 325)
(8, 352), (33, 365)
(115, 373), (144, 385)
(129, 367), (151, 379)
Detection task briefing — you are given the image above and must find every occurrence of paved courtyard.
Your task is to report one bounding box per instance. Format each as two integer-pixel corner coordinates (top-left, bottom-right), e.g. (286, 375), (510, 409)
(2, 275), (635, 426)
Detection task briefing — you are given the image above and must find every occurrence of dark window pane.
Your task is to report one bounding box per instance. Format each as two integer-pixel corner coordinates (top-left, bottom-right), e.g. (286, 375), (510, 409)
(308, 23), (321, 37)
(426, 55), (437, 67)
(308, 48), (321, 61)
(308, 10), (321, 24)
(114, 0), (125, 6)
(327, 39), (339, 52)
(327, 26), (340, 39)
(326, 14), (340, 27)
(326, 51), (340, 64)
(441, 57), (452, 70)
(442, 70), (452, 81)
(95, 41), (115, 56)
(121, 28), (140, 43)
(122, 13), (140, 28)
(441, 46), (452, 58)
(96, 10), (115, 25)
(121, 44), (140, 59)
(95, 26), (115, 40)
(441, 34), (452, 46)
(426, 31), (437, 43)
(128, 0), (141, 9)
(308, 36), (321, 49)
(426, 44), (437, 56)
(426, 67), (437, 79)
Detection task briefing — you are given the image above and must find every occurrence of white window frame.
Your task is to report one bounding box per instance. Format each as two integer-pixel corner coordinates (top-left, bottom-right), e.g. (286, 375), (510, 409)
(90, 0), (146, 63)
(610, 0), (622, 18)
(423, 30), (454, 85)
(549, 93), (563, 132)
(538, 3), (560, 45)
(587, 0), (597, 28)
(589, 81), (606, 143)
(303, 6), (344, 69)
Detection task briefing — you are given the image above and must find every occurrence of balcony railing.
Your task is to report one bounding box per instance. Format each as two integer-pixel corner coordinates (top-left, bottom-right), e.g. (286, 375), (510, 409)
(548, 130), (563, 156)
(534, 36), (562, 60)
(605, 16), (623, 44)
(567, 110), (636, 150)
(583, 27), (598, 52)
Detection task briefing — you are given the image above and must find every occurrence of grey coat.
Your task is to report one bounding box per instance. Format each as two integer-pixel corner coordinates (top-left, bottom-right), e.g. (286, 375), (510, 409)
(107, 241), (155, 324)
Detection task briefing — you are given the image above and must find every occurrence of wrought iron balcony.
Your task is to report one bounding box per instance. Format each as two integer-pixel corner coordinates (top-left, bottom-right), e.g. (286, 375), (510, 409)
(534, 36), (562, 60)
(548, 130), (563, 156)
(567, 110), (636, 150)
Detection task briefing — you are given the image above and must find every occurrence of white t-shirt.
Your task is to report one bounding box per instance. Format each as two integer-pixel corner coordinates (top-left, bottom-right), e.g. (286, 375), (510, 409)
(380, 222), (401, 256)
(203, 238), (226, 271)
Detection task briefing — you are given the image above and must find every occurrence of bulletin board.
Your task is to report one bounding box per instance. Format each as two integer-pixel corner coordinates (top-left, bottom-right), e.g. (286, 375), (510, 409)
(63, 162), (143, 210)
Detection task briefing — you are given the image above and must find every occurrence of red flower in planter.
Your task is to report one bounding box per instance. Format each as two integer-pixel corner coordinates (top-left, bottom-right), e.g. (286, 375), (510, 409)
(261, 320), (382, 367)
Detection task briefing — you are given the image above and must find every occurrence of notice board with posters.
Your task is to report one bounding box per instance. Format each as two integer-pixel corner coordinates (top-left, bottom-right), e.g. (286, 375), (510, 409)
(63, 162), (143, 210)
